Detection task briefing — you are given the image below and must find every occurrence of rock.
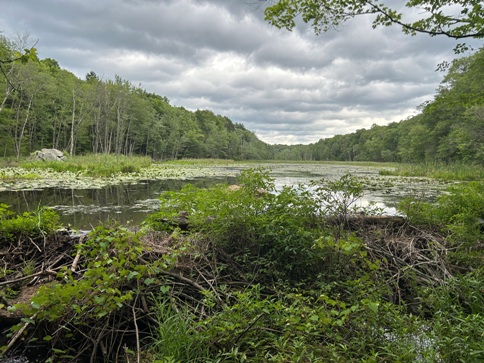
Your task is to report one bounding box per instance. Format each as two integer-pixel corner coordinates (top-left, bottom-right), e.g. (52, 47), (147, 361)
(32, 148), (67, 162)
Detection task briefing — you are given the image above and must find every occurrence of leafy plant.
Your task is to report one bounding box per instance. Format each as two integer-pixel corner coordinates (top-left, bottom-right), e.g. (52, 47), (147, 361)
(399, 180), (484, 249)
(147, 168), (324, 281)
(4, 224), (179, 361)
(0, 204), (60, 243)
(3, 169), (484, 362)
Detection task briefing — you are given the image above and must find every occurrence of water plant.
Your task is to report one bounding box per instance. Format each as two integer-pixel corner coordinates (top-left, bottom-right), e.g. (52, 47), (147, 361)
(380, 162), (484, 181)
(0, 203), (60, 243)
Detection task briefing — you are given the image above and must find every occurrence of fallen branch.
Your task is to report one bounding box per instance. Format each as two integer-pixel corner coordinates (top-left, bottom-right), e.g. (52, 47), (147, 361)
(3, 311), (39, 356)
(0, 268), (58, 286)
(71, 235), (85, 272)
(160, 270), (206, 292)
(132, 295), (141, 363)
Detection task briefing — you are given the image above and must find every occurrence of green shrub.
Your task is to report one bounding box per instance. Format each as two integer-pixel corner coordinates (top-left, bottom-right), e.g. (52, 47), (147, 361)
(146, 168), (325, 281)
(399, 181), (484, 248)
(0, 204), (60, 243)
(4, 224), (178, 361)
(417, 269), (484, 362)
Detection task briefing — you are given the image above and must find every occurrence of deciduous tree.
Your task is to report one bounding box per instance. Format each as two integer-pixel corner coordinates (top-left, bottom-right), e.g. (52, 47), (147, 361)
(258, 0), (483, 51)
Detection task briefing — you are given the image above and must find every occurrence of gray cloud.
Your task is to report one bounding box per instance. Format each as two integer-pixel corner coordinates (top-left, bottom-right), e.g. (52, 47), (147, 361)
(1, 0), (477, 144)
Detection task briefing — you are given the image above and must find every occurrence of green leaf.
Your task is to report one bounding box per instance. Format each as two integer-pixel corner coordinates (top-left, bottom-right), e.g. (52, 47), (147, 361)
(21, 317), (35, 324)
(144, 277), (155, 285)
(159, 285), (171, 294)
(128, 271), (140, 280)
(367, 301), (380, 313)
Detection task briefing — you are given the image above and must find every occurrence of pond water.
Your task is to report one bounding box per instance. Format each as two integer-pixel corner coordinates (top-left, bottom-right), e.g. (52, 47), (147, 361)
(0, 163), (448, 229)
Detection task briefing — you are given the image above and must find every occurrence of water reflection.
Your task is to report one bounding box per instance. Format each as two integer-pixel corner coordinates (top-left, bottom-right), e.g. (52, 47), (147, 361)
(0, 177), (237, 229)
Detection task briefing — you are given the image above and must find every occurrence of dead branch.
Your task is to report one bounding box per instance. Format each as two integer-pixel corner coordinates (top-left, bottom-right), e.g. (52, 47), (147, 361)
(3, 311), (39, 356)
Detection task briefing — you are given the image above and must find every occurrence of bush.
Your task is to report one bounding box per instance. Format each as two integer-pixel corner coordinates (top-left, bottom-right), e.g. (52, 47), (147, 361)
(146, 168), (326, 281)
(4, 170), (483, 362)
(3, 224), (178, 361)
(0, 204), (60, 243)
(399, 181), (484, 269)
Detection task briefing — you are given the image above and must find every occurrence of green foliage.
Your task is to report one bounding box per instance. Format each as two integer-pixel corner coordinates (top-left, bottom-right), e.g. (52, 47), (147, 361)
(147, 168), (324, 281)
(5, 224), (180, 360)
(3, 169), (484, 361)
(311, 173), (375, 220)
(400, 181), (484, 245)
(148, 170), (383, 283)
(14, 226), (141, 320)
(197, 284), (438, 362)
(418, 268), (484, 362)
(145, 169), (484, 361)
(0, 204), (60, 243)
(151, 297), (211, 362)
(263, 0), (484, 42)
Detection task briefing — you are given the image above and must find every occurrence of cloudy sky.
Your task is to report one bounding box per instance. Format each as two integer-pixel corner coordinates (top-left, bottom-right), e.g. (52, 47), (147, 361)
(1, 0), (479, 144)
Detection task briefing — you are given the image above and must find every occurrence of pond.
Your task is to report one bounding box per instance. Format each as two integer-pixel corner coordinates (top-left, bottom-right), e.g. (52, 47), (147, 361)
(0, 163), (448, 229)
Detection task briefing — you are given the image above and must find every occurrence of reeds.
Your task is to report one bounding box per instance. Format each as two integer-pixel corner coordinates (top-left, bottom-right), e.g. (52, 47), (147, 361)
(19, 154), (154, 177)
(379, 162), (484, 181)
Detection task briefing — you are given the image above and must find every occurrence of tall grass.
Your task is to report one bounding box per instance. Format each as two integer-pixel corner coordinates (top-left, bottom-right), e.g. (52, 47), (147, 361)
(19, 154), (153, 177)
(167, 158), (236, 165)
(379, 162), (484, 181)
(151, 298), (210, 362)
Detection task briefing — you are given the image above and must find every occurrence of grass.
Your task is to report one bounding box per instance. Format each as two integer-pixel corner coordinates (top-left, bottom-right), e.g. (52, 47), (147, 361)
(151, 298), (210, 362)
(18, 154), (154, 177)
(166, 158), (237, 165)
(379, 162), (484, 181)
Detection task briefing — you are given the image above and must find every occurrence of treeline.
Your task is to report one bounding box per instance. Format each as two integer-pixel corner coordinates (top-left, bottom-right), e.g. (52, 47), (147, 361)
(0, 35), (272, 160)
(273, 48), (484, 164)
(2, 32), (483, 164)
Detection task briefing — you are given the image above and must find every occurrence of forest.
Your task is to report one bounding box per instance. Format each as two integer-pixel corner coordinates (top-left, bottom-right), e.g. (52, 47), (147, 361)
(0, 35), (272, 161)
(1, 33), (483, 164)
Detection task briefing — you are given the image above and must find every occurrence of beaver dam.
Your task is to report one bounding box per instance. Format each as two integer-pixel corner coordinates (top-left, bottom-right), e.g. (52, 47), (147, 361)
(1, 168), (482, 362)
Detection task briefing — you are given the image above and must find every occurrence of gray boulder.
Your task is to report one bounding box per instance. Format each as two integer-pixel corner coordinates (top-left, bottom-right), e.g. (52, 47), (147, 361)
(33, 148), (67, 161)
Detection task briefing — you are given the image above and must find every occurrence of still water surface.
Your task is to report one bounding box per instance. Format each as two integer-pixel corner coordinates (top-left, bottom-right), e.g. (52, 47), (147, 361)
(0, 164), (445, 229)
(0, 177), (237, 229)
